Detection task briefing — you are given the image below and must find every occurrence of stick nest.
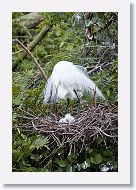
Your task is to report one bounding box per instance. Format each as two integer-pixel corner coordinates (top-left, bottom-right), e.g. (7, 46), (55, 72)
(16, 102), (118, 147)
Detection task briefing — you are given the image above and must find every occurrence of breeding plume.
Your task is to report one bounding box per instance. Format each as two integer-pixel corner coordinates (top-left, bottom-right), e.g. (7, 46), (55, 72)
(43, 61), (105, 108)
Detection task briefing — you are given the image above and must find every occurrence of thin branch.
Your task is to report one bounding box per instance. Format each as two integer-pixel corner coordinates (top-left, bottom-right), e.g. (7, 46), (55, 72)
(15, 102), (118, 150)
(13, 39), (47, 82)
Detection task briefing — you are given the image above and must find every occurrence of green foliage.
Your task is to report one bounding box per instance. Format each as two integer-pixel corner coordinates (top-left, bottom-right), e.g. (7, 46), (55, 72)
(12, 129), (50, 171)
(91, 59), (118, 102)
(90, 154), (103, 165)
(30, 136), (50, 150)
(12, 12), (118, 172)
(12, 129), (118, 172)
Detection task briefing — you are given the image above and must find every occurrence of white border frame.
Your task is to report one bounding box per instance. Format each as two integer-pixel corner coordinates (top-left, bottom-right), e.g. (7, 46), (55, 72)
(0, 0), (130, 184)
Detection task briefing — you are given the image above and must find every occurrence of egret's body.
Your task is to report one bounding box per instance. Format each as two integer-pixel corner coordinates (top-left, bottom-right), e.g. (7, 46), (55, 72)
(43, 61), (105, 106)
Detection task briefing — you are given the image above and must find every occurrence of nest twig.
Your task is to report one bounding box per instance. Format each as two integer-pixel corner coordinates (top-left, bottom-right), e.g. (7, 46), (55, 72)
(15, 102), (118, 148)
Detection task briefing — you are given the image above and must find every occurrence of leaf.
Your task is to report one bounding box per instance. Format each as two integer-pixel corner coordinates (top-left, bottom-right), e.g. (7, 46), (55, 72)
(87, 148), (93, 154)
(81, 161), (90, 169)
(90, 154), (103, 165)
(24, 167), (38, 172)
(66, 163), (72, 172)
(96, 137), (104, 145)
(92, 26), (97, 34)
(12, 86), (20, 95)
(12, 96), (21, 105)
(40, 168), (49, 172)
(97, 13), (105, 20)
(66, 44), (73, 51)
(107, 90), (110, 97)
(31, 154), (41, 161)
(30, 136), (50, 150)
(57, 147), (64, 155)
(21, 134), (27, 140)
(57, 160), (66, 168)
(67, 153), (77, 163)
(85, 20), (92, 27)
(103, 150), (113, 157)
(59, 41), (65, 48)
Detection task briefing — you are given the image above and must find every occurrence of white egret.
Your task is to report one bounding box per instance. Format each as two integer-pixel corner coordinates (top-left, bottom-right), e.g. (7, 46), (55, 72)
(43, 61), (105, 110)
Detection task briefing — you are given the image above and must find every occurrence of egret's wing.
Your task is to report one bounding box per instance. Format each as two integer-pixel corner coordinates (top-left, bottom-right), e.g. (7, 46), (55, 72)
(43, 77), (53, 104)
(43, 76), (59, 104)
(75, 65), (90, 78)
(75, 65), (105, 99)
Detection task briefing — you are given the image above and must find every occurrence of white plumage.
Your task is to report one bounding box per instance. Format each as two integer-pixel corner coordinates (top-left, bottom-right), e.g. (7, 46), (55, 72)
(59, 114), (75, 124)
(43, 61), (105, 105)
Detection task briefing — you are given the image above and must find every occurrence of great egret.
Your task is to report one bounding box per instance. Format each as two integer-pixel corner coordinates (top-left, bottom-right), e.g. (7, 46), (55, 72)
(43, 61), (105, 110)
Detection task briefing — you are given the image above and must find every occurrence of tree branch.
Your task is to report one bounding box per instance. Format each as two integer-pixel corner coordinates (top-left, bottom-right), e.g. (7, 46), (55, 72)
(12, 24), (52, 69)
(13, 39), (47, 82)
(13, 12), (45, 29)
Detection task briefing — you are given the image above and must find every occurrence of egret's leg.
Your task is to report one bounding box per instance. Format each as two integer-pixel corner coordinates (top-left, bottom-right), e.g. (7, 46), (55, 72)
(74, 90), (80, 113)
(65, 98), (70, 113)
(53, 102), (58, 116)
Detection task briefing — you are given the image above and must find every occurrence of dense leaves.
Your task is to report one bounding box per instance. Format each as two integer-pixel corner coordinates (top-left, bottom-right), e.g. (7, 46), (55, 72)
(12, 12), (118, 172)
